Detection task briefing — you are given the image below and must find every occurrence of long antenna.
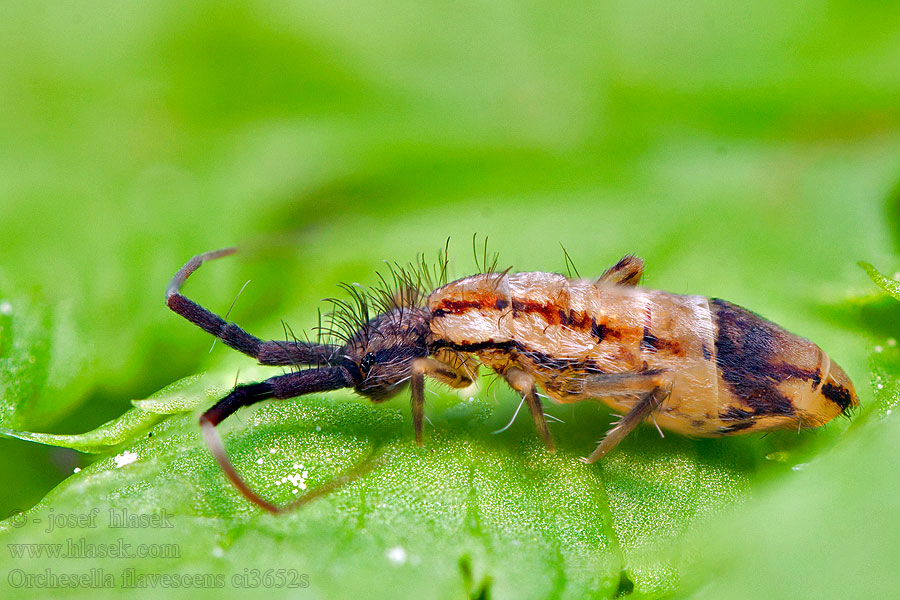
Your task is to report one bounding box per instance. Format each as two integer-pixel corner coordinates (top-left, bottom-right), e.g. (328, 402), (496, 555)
(200, 419), (382, 514)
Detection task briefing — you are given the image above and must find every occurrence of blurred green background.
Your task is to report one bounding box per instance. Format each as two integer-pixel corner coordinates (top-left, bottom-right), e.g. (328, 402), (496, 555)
(1, 1), (899, 598)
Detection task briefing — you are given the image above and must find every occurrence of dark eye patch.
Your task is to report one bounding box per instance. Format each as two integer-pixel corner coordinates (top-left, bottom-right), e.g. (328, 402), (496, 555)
(360, 352), (377, 373)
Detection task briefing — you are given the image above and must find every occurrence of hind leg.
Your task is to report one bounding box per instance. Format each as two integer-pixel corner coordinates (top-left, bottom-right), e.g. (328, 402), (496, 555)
(581, 381), (671, 463)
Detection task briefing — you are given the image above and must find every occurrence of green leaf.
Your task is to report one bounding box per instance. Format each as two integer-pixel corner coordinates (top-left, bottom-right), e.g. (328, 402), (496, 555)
(676, 343), (900, 599)
(0, 373), (221, 453)
(1, 373), (763, 598)
(2, 1), (899, 598)
(0, 288), (51, 428)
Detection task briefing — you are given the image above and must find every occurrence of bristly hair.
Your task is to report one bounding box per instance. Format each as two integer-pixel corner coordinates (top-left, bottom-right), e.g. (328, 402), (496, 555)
(313, 239), (453, 346)
(839, 397), (859, 419)
(472, 233), (500, 275)
(560, 244), (581, 279)
(309, 237), (513, 347)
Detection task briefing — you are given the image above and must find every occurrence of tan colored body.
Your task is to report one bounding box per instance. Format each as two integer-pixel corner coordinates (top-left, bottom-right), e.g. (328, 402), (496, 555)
(166, 249), (859, 511)
(428, 271), (856, 437)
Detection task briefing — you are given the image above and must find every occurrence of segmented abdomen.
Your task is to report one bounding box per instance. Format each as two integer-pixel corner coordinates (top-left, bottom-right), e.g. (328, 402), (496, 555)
(428, 271), (855, 436)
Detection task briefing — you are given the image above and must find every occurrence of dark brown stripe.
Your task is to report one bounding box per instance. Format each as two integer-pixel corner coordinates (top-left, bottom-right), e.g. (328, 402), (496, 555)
(433, 294), (508, 318)
(432, 299), (485, 317)
(430, 339), (518, 354)
(524, 348), (606, 374)
(717, 405), (757, 434)
(641, 326), (658, 351)
(561, 309), (594, 331)
(774, 365), (821, 389)
(720, 406), (755, 421)
(512, 299), (563, 324)
(511, 299), (625, 343)
(717, 421), (755, 434)
(640, 311), (683, 356)
(591, 319), (608, 342)
(429, 338), (607, 374)
(711, 298), (796, 417)
(436, 296), (626, 350)
(821, 382), (852, 413)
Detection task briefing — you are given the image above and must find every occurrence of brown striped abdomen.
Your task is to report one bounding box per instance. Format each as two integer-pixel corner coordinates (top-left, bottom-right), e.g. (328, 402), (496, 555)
(427, 272), (857, 437)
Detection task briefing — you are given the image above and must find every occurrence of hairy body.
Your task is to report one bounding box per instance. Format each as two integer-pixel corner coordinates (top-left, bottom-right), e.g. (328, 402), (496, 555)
(166, 249), (857, 511)
(428, 271), (854, 438)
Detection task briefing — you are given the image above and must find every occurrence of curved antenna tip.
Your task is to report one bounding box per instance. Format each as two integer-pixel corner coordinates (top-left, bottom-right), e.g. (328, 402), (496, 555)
(166, 247), (239, 299)
(200, 417), (381, 515)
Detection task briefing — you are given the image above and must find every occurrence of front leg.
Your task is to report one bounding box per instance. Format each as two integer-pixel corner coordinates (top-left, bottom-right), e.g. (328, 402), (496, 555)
(410, 356), (476, 446)
(504, 367), (556, 453)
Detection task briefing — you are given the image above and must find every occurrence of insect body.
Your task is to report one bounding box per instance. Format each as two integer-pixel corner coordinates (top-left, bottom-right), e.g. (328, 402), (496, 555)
(428, 262), (857, 461)
(167, 249), (857, 511)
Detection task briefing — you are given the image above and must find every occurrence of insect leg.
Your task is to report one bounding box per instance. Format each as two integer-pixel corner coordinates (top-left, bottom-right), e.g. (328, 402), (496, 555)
(409, 357), (475, 446)
(581, 370), (664, 398)
(503, 367), (556, 453)
(594, 255), (644, 286)
(166, 248), (338, 366)
(199, 366), (356, 513)
(581, 383), (672, 464)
